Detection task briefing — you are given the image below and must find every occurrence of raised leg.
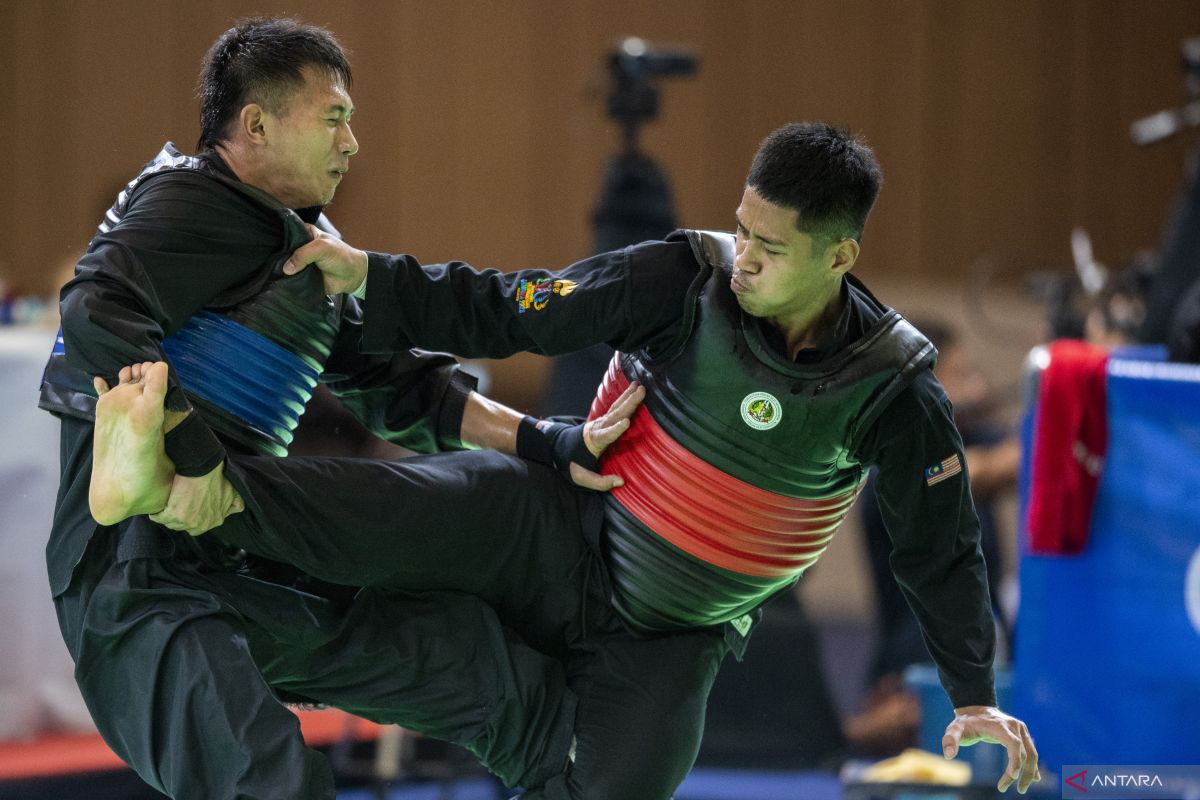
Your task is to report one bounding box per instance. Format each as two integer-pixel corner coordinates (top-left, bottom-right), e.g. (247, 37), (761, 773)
(89, 361), (173, 525)
(212, 450), (595, 651)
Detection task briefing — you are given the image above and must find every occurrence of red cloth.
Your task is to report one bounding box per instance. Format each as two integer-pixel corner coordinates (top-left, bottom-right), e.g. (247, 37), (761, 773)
(1026, 339), (1110, 554)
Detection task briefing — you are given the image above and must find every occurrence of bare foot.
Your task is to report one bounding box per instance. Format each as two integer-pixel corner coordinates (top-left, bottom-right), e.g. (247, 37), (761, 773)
(89, 361), (174, 525)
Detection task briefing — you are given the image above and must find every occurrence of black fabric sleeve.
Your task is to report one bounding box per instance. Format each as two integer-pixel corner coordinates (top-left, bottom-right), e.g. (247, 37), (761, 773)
(162, 412), (225, 477)
(857, 370), (998, 708)
(319, 295), (479, 453)
(360, 239), (699, 359)
(59, 171), (283, 473)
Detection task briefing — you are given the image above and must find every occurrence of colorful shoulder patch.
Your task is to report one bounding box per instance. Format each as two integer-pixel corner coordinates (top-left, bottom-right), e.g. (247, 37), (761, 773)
(515, 278), (577, 314)
(924, 453), (962, 486)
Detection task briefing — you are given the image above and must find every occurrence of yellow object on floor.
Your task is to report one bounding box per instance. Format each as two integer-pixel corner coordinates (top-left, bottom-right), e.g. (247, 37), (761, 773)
(861, 748), (973, 785)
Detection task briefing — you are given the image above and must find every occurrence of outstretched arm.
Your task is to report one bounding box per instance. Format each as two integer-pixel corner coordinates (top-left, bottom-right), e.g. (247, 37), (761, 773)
(461, 381), (645, 491)
(320, 292), (644, 492)
(861, 373), (1039, 792)
(283, 224), (701, 360)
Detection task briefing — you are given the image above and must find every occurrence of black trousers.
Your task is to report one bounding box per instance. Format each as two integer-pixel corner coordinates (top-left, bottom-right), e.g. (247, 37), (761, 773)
(51, 418), (574, 800)
(217, 449), (731, 800)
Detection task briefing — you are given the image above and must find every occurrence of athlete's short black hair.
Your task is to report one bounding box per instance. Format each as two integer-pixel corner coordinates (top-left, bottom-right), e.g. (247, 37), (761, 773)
(198, 17), (351, 149)
(746, 122), (882, 243)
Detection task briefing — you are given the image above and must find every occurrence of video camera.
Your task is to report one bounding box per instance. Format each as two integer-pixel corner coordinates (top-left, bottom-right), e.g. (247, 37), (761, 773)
(606, 37), (698, 150)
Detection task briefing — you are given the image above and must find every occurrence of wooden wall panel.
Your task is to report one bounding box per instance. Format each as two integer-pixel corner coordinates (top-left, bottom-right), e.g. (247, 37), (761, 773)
(2, 0), (1196, 318)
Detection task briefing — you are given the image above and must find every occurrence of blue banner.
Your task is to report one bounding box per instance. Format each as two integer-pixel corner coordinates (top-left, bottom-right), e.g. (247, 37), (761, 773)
(1015, 349), (1200, 770)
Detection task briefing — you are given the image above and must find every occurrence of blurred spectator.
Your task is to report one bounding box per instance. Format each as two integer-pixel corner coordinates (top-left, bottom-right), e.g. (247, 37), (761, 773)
(1140, 152), (1200, 356)
(1084, 255), (1154, 349)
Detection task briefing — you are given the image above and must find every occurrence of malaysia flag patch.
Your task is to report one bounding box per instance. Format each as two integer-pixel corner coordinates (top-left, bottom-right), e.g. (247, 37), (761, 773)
(924, 453), (962, 486)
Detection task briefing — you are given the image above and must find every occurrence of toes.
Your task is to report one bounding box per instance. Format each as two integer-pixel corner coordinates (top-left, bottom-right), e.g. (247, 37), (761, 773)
(143, 362), (169, 396)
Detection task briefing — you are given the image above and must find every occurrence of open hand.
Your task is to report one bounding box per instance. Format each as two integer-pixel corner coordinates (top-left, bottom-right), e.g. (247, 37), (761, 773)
(943, 705), (1040, 793)
(569, 381), (645, 491)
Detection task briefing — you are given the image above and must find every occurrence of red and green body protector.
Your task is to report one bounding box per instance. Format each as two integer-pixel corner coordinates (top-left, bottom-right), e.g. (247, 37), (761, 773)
(590, 230), (935, 633)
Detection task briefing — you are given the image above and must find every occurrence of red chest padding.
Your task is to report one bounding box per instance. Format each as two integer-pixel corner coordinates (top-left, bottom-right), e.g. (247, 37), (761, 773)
(591, 360), (861, 579)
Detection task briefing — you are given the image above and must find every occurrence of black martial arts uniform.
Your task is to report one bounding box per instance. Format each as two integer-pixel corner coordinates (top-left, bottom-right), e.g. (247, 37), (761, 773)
(208, 231), (997, 799)
(40, 144), (574, 799)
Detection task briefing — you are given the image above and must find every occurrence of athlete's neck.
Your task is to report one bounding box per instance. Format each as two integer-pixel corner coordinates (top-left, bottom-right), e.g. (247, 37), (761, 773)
(769, 283), (845, 361)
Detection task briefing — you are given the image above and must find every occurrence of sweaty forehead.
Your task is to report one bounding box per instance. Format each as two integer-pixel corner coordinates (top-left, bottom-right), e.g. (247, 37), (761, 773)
(737, 188), (801, 242)
(297, 65), (354, 111)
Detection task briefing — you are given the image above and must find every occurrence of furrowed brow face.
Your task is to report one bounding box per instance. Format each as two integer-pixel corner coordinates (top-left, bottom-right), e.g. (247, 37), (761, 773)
(735, 212), (788, 249)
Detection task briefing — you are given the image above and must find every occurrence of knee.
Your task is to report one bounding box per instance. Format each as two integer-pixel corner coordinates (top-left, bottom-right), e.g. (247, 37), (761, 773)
(562, 723), (701, 800)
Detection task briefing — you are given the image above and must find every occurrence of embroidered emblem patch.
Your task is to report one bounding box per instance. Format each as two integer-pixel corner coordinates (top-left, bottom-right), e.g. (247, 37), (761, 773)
(739, 391), (782, 430)
(730, 614), (753, 637)
(924, 453), (962, 486)
(515, 278), (577, 314)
